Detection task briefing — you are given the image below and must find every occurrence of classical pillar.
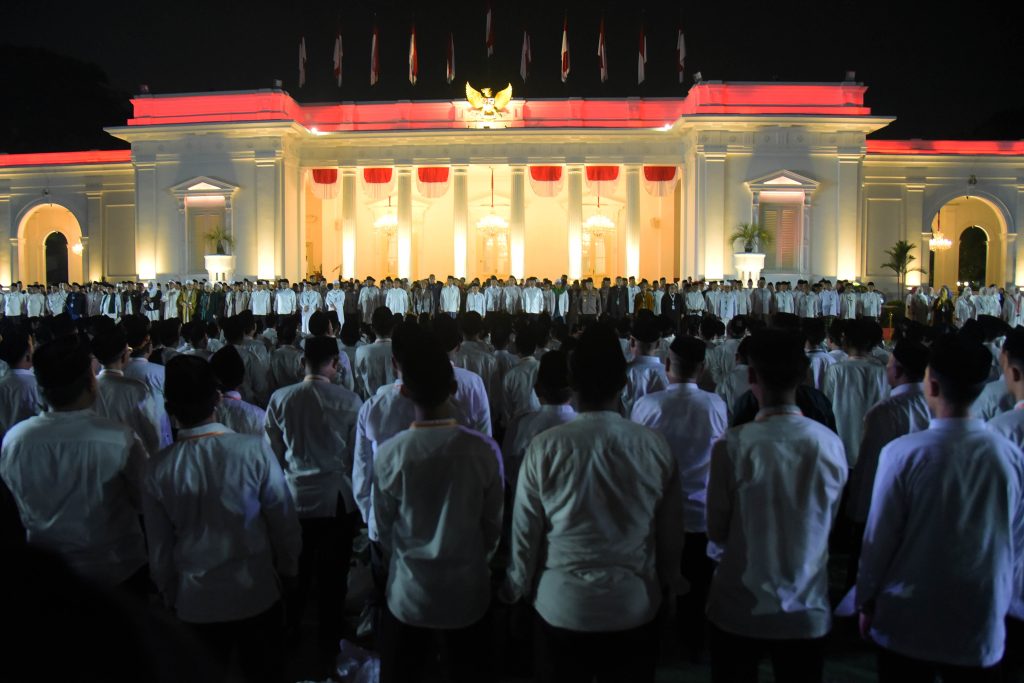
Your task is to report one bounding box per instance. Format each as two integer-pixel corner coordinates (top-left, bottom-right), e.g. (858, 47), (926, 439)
(78, 236), (91, 284)
(85, 190), (103, 281)
(625, 164), (642, 278)
(1005, 233), (1018, 288)
(567, 165), (583, 281)
(341, 168), (357, 280)
(396, 166), (413, 279)
(9, 238), (19, 283)
(699, 148), (727, 279)
(0, 192), (11, 284)
(254, 154), (279, 280)
(835, 151), (862, 280)
(452, 165), (469, 279)
(509, 165), (526, 278)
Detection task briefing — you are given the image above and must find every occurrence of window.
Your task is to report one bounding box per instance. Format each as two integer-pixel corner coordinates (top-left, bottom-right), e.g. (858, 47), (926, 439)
(760, 202), (801, 270)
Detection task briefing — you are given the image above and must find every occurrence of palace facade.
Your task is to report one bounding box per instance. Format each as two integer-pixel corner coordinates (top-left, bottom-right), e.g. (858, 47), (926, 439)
(2, 81), (1022, 293)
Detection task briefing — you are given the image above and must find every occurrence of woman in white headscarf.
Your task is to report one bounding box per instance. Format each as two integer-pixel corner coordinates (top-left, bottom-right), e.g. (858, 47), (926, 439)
(955, 285), (976, 327)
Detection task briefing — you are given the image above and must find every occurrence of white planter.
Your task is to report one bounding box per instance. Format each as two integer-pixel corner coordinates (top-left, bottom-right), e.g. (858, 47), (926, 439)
(204, 254), (235, 283)
(734, 252), (766, 284)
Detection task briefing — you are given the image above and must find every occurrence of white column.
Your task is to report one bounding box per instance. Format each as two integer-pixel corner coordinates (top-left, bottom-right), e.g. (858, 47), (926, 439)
(699, 149), (727, 279)
(85, 190), (103, 281)
(9, 238), (19, 283)
(341, 168), (357, 280)
(0, 193), (11, 284)
(453, 165), (469, 279)
(510, 165), (526, 278)
(835, 151), (862, 280)
(254, 155), (278, 280)
(79, 236), (90, 283)
(396, 166), (412, 279)
(625, 164), (642, 278)
(567, 165), (583, 281)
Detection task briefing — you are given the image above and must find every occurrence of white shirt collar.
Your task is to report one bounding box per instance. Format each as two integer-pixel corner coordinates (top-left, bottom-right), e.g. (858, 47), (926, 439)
(176, 422), (232, 439)
(890, 382), (923, 398)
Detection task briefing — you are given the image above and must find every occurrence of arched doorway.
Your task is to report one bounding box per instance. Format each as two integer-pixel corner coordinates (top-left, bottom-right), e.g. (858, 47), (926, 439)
(44, 232), (69, 285)
(958, 226), (988, 286)
(927, 196), (1007, 289)
(17, 203), (84, 285)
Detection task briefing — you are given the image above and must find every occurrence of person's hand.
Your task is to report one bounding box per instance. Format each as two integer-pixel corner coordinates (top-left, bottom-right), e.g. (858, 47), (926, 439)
(858, 610), (873, 641)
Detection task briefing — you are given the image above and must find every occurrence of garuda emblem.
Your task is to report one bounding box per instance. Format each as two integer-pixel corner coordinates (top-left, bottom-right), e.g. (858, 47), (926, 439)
(465, 82), (513, 118)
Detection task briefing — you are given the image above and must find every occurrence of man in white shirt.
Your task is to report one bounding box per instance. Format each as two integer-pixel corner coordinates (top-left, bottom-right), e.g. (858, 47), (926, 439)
(25, 285), (46, 318)
(859, 282), (884, 321)
(163, 282), (180, 320)
(706, 329), (847, 682)
(684, 282), (706, 317)
(90, 328), (163, 457)
(502, 350), (576, 488)
(274, 279), (297, 317)
(433, 315), (492, 437)
(373, 334), (503, 682)
(622, 313), (669, 415)
(484, 277), (503, 313)
(452, 312), (499, 419)
(716, 282), (737, 324)
(357, 277), (382, 324)
(209, 346), (266, 436)
(501, 325), (541, 425)
(248, 281), (271, 329)
(521, 277), (544, 317)
(774, 281), (795, 315)
(0, 333), (40, 440)
(799, 282), (821, 319)
(100, 284), (121, 320)
(503, 276), (523, 315)
(749, 278), (772, 320)
(631, 335), (727, 657)
(839, 284), (859, 320)
(819, 280), (839, 321)
(1, 337), (149, 595)
(504, 323), (682, 682)
(268, 319), (304, 393)
(822, 319), (890, 468)
(222, 316), (270, 407)
(265, 337), (362, 661)
(354, 307), (397, 399)
(324, 282), (346, 324)
(384, 279), (411, 317)
(298, 281), (322, 335)
(803, 318), (835, 391)
(4, 282), (27, 321)
(46, 283), (68, 317)
(144, 355), (300, 682)
(439, 276), (461, 318)
(465, 282), (486, 317)
(302, 311), (356, 393)
(857, 335), (1024, 681)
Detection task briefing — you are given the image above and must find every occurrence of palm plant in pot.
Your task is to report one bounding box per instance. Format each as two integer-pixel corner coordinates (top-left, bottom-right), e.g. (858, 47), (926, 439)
(728, 222), (773, 253)
(204, 225), (234, 256)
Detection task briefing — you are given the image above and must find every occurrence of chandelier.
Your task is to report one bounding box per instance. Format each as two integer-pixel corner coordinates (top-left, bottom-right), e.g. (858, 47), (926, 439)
(477, 168), (508, 235)
(583, 185), (616, 235)
(930, 212), (952, 251)
(374, 195), (398, 232)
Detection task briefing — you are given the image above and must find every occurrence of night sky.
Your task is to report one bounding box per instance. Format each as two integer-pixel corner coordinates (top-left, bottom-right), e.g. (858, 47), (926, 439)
(1, 0), (1023, 152)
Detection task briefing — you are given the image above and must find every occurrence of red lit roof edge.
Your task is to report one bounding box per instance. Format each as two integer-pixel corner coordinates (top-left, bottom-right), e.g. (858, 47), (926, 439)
(0, 150), (132, 168)
(866, 140), (1024, 156)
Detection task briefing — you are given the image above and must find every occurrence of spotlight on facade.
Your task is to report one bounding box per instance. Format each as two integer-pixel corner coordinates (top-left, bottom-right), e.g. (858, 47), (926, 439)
(71, 242), (84, 255)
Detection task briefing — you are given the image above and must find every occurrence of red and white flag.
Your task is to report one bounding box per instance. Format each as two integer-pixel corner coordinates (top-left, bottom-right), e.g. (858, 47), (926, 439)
(446, 31), (455, 84)
(332, 32), (343, 86)
(676, 26), (686, 83)
(408, 24), (418, 85)
(485, 2), (495, 56)
(370, 23), (380, 85)
(560, 14), (570, 83)
(637, 24), (647, 85)
(298, 37), (308, 87)
(597, 16), (608, 83)
(520, 30), (531, 81)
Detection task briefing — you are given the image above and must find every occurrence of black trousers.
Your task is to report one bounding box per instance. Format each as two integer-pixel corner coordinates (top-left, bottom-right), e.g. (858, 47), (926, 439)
(709, 622), (825, 683)
(876, 645), (1000, 683)
(288, 508), (357, 654)
(533, 613), (658, 683)
(378, 603), (492, 683)
(678, 532), (714, 656)
(190, 602), (285, 683)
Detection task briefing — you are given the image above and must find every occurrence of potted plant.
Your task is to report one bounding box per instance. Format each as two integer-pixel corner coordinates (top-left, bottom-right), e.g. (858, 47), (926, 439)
(728, 222), (773, 253)
(204, 224), (234, 256)
(880, 239), (926, 295)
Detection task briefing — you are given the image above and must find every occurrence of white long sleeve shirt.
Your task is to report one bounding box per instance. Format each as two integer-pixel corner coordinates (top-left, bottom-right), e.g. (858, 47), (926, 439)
(143, 424), (301, 623)
(4, 291), (26, 316)
(0, 369), (40, 440)
(264, 376), (363, 517)
(249, 289), (271, 316)
(506, 412), (683, 632)
(973, 378), (1016, 420)
(453, 366), (492, 437)
(631, 383), (727, 533)
(860, 291), (884, 318)
(521, 287), (544, 315)
(215, 390), (267, 436)
(374, 422), (504, 629)
(847, 383), (931, 524)
(95, 370), (163, 457)
(503, 285), (522, 314)
(750, 288), (772, 316)
(502, 404), (576, 487)
(274, 288), (297, 315)
(354, 339), (396, 399)
(269, 346), (304, 392)
(439, 285), (461, 314)
(484, 286), (502, 312)
(857, 418), (1024, 666)
(465, 291), (486, 317)
(453, 342), (499, 413)
(773, 290), (795, 314)
(501, 356), (541, 424)
(26, 293), (46, 317)
(1, 409), (148, 586)
(805, 348), (836, 391)
(839, 292), (859, 319)
(822, 357), (889, 468)
(707, 408), (847, 639)
(299, 289), (322, 314)
(621, 356), (669, 416)
(385, 287), (410, 316)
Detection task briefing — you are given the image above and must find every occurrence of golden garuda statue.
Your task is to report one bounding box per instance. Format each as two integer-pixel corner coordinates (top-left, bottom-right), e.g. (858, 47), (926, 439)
(465, 82), (513, 118)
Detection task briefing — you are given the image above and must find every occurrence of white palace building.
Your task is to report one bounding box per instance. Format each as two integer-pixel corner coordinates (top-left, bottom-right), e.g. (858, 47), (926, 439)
(1, 80), (1023, 292)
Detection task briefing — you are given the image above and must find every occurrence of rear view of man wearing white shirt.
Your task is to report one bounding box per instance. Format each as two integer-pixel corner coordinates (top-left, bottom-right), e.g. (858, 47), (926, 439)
(0, 332), (40, 440)
(621, 313), (669, 415)
(1, 337), (149, 594)
(505, 323), (682, 683)
(857, 335), (1024, 682)
(706, 329), (847, 683)
(265, 336), (363, 664)
(631, 335), (727, 658)
(373, 333), (503, 683)
(354, 307), (397, 399)
(144, 355), (300, 683)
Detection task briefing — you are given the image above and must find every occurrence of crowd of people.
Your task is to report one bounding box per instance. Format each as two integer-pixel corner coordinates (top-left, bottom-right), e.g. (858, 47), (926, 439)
(0, 270), (1022, 683)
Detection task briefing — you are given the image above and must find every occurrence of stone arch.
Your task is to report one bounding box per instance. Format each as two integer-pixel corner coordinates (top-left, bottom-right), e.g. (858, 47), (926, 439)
(16, 202), (84, 285)
(928, 196), (1008, 289)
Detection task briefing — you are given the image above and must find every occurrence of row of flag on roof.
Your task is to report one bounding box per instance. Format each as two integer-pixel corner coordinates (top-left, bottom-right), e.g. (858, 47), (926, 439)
(296, 7), (686, 88)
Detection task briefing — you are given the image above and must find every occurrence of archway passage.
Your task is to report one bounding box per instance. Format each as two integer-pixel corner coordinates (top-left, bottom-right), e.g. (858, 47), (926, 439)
(958, 226), (988, 286)
(17, 203), (84, 285)
(44, 232), (69, 285)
